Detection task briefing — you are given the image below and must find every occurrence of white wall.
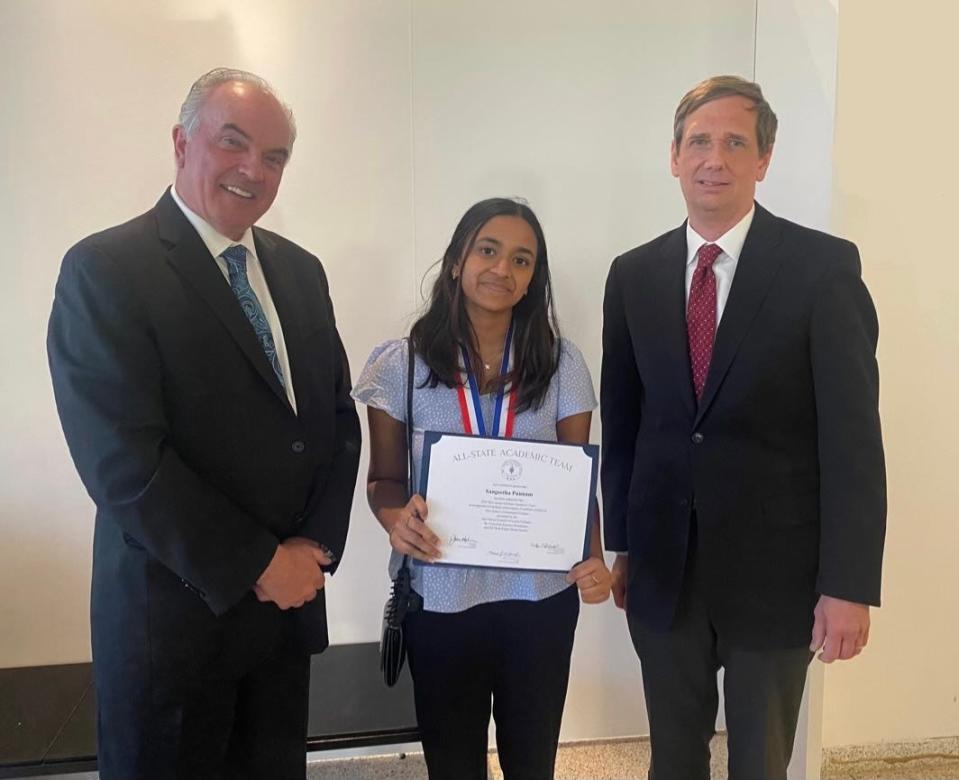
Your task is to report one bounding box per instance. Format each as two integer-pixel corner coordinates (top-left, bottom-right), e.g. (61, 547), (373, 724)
(825, 0), (959, 748)
(754, 0), (838, 228)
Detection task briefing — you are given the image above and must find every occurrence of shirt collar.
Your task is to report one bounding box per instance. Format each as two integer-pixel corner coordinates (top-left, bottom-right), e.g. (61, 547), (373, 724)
(170, 185), (257, 261)
(685, 205), (755, 267)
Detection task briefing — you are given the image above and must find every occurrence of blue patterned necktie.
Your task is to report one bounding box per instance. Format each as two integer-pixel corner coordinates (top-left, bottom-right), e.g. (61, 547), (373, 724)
(221, 245), (285, 386)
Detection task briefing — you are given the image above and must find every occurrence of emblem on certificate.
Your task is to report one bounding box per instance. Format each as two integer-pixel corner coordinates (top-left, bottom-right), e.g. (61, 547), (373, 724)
(419, 431), (599, 572)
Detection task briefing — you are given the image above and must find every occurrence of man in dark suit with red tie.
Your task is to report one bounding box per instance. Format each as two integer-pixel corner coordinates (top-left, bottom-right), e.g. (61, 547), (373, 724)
(601, 75), (886, 779)
(47, 68), (360, 779)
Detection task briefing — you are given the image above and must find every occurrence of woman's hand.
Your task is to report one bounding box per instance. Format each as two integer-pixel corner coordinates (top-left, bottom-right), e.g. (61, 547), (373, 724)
(566, 556), (612, 604)
(386, 494), (441, 562)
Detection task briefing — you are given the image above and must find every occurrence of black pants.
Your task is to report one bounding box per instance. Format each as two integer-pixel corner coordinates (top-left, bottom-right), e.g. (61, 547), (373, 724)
(405, 587), (580, 780)
(628, 539), (812, 780)
(94, 587), (310, 780)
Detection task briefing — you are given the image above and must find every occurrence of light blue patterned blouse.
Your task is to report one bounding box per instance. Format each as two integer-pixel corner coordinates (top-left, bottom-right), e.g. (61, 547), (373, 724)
(351, 337), (597, 613)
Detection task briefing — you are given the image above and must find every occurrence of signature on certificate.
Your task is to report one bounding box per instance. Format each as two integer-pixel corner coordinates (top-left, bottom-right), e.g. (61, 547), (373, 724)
(448, 534), (478, 549)
(530, 541), (565, 555)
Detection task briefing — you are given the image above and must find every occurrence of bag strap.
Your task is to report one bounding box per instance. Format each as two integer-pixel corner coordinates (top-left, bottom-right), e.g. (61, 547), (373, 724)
(399, 337), (415, 573)
(406, 336), (415, 496)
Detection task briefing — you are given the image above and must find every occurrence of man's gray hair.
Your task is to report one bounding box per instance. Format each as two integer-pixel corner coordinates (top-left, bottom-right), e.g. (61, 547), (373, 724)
(673, 75), (777, 156)
(177, 67), (297, 144)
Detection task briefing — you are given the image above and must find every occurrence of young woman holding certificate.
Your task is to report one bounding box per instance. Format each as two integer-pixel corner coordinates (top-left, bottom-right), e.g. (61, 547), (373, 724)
(352, 197), (611, 780)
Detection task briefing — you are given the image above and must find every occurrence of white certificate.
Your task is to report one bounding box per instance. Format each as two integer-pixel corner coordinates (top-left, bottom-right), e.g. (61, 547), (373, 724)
(419, 432), (598, 572)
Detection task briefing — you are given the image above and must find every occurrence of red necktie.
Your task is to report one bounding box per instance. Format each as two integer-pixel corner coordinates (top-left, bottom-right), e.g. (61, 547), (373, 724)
(687, 243), (722, 400)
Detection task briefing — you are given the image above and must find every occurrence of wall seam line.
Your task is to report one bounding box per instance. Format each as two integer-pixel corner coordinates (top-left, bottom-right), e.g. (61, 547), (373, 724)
(752, 0), (759, 79)
(407, 0), (417, 317)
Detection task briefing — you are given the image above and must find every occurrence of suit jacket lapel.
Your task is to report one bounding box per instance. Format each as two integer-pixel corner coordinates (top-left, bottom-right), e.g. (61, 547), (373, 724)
(155, 190), (291, 410)
(694, 204), (785, 426)
(657, 225), (697, 418)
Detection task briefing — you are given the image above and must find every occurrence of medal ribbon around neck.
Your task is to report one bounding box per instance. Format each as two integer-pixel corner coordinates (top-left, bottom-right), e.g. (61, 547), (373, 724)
(456, 320), (517, 438)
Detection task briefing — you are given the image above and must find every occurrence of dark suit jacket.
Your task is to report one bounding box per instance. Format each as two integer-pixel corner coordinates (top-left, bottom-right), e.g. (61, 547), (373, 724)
(48, 189), (361, 659)
(601, 203), (886, 650)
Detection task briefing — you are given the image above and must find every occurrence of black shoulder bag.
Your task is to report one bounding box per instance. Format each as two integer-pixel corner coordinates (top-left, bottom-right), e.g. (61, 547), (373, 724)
(380, 337), (423, 687)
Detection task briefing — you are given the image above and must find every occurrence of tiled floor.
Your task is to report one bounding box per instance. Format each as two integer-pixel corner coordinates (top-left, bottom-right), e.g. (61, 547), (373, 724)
(20, 735), (959, 779)
(305, 735), (959, 780)
(822, 736), (959, 780)
(306, 737), (713, 780)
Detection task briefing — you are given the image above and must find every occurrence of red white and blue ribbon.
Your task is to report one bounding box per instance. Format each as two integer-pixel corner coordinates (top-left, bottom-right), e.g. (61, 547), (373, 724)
(456, 321), (517, 438)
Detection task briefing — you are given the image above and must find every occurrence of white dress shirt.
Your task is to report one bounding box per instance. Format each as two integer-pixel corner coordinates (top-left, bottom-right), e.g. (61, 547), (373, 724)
(684, 206), (755, 325)
(170, 186), (297, 413)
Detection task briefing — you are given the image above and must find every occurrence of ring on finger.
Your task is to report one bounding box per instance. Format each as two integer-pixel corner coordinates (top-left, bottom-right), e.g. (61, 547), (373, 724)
(590, 574), (600, 585)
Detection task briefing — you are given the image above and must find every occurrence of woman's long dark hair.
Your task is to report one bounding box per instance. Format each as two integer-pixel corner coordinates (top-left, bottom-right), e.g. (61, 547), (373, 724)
(410, 197), (560, 413)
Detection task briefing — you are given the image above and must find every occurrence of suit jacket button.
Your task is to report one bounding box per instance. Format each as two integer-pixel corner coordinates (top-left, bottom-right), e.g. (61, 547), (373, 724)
(291, 440), (306, 453)
(691, 432), (704, 444)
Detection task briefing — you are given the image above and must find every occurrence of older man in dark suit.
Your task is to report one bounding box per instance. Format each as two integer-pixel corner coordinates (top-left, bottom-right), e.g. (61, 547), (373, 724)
(601, 75), (886, 780)
(48, 68), (360, 779)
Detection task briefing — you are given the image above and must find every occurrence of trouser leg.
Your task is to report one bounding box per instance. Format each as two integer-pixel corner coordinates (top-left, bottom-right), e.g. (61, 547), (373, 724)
(405, 605), (493, 780)
(93, 568), (240, 780)
(492, 587), (579, 780)
(721, 641), (812, 780)
(224, 642), (311, 780)
(628, 578), (719, 780)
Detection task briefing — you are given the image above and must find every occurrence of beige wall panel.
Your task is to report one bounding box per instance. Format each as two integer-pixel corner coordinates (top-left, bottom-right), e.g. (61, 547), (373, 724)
(828, 0), (959, 747)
